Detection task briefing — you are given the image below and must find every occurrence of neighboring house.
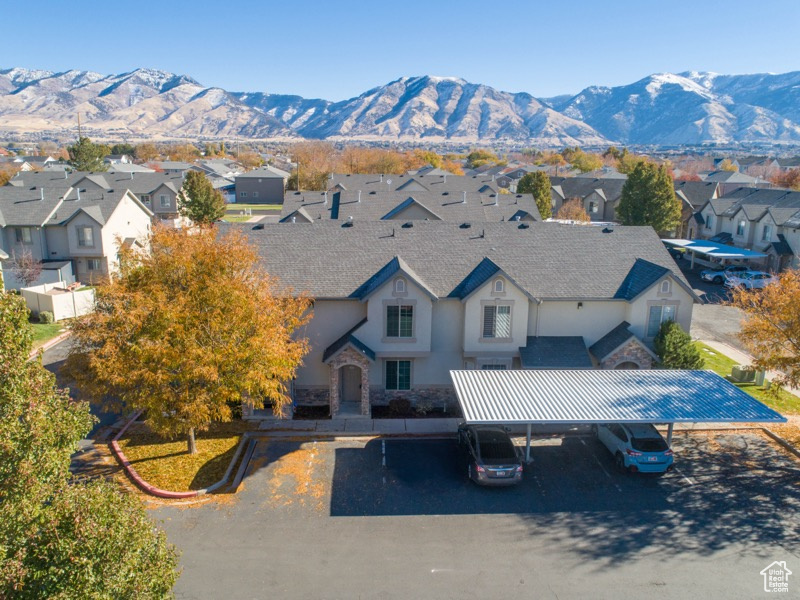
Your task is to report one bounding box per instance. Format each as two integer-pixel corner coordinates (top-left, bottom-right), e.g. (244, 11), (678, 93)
(234, 166), (289, 204)
(773, 156), (800, 172)
(233, 221), (697, 417)
(697, 187), (800, 271)
(674, 180), (719, 239)
(150, 161), (199, 175)
(700, 170), (770, 195)
(7, 170), (186, 227)
(550, 176), (626, 222)
(104, 154), (133, 165)
(279, 190), (542, 223)
(0, 183), (152, 289)
(107, 163), (155, 174)
(327, 173), (500, 195)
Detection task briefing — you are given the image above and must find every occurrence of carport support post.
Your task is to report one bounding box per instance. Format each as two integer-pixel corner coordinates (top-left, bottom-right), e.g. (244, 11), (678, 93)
(525, 423), (532, 463)
(667, 423), (674, 447)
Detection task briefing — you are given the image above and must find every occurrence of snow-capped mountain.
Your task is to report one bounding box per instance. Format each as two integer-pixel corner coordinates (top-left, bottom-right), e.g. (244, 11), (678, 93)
(2, 67), (800, 145)
(553, 71), (800, 145)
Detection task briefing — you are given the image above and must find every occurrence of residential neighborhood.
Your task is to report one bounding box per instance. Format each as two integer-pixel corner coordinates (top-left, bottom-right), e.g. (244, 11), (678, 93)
(2, 3), (800, 599)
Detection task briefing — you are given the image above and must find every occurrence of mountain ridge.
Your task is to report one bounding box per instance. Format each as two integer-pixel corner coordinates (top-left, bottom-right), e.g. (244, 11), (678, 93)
(2, 67), (800, 145)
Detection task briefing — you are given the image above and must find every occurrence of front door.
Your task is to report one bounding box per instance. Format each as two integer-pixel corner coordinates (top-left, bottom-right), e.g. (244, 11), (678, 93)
(340, 365), (361, 403)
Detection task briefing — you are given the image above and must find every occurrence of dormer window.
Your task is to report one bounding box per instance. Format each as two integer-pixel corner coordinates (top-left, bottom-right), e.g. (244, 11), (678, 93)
(493, 278), (504, 294)
(394, 278), (406, 294)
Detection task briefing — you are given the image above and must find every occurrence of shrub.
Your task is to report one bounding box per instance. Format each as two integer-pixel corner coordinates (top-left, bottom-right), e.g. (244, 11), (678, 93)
(388, 397), (411, 417)
(415, 399), (434, 416)
(654, 320), (705, 369)
(39, 311), (55, 324)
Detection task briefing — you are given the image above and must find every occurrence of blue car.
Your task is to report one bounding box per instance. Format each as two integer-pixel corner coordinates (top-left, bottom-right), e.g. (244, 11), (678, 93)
(593, 423), (674, 474)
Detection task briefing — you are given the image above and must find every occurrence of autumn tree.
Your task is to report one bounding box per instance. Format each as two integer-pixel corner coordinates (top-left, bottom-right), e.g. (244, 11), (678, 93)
(0, 292), (179, 597)
(569, 150), (603, 173)
(653, 320), (704, 369)
(167, 143), (200, 163)
(178, 170), (226, 226)
(7, 250), (43, 287)
(517, 171), (552, 219)
(65, 227), (311, 454)
(0, 164), (20, 186)
(555, 198), (591, 222)
(770, 169), (800, 191)
(465, 149), (499, 169)
(727, 269), (800, 390)
(134, 142), (160, 162)
(718, 158), (738, 172)
(617, 162), (681, 232)
(67, 137), (109, 171)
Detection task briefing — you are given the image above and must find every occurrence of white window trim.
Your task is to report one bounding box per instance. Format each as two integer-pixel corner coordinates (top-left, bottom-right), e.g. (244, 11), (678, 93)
(77, 226), (94, 248)
(159, 194), (170, 208)
(16, 227), (33, 245)
(384, 359), (412, 391)
(646, 301), (679, 338)
(383, 299), (416, 342)
(480, 300), (514, 342)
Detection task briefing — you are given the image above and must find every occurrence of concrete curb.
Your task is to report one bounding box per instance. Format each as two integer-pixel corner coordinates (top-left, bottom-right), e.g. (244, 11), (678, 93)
(760, 427), (800, 460)
(109, 411), (249, 499)
(28, 329), (72, 360)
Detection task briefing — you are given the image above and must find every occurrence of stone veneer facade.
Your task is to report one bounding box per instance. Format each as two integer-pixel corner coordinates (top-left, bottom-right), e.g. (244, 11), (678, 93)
(599, 338), (655, 370)
(326, 346), (371, 416)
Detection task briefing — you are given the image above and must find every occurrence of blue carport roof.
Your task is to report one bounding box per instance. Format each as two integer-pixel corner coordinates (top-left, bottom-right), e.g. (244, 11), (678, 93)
(450, 369), (786, 424)
(663, 238), (767, 259)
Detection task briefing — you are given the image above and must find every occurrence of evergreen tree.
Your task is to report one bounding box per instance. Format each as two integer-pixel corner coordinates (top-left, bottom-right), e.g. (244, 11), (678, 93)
(178, 170), (227, 226)
(653, 320), (705, 369)
(517, 171), (552, 219)
(67, 137), (109, 171)
(617, 161), (681, 232)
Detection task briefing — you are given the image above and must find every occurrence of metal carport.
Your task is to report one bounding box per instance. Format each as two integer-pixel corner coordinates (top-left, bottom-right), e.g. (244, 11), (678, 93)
(662, 238), (766, 269)
(450, 369), (787, 462)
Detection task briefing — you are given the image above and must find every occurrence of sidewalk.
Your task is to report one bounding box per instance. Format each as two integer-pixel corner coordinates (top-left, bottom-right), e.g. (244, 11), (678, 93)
(258, 417), (462, 436)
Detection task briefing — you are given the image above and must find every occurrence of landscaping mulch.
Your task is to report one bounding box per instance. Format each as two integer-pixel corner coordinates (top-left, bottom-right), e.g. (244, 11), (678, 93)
(371, 405), (463, 419)
(292, 405), (331, 420)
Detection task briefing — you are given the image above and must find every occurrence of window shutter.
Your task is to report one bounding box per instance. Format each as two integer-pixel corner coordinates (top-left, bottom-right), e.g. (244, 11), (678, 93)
(483, 306), (496, 338)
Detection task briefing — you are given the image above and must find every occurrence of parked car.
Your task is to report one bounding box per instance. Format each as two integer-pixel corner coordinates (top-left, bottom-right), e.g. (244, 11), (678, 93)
(724, 270), (777, 290)
(700, 264), (749, 284)
(593, 423), (674, 474)
(457, 424), (523, 486)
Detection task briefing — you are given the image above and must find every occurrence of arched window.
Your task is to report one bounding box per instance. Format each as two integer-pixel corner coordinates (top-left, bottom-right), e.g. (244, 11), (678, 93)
(493, 278), (504, 294)
(660, 280), (671, 294)
(394, 278), (406, 294)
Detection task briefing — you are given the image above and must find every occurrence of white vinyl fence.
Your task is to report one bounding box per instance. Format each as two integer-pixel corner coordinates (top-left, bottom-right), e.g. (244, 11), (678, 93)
(21, 282), (96, 322)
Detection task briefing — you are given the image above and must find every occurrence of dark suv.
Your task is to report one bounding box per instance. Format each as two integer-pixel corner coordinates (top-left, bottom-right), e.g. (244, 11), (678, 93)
(458, 424), (523, 486)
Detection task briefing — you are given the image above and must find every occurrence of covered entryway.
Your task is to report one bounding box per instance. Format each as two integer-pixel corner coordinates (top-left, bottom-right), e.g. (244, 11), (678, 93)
(323, 321), (375, 417)
(450, 369), (786, 462)
(339, 364), (363, 414)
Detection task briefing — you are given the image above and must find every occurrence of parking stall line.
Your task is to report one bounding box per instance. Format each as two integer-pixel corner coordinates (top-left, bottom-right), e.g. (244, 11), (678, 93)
(674, 466), (695, 486)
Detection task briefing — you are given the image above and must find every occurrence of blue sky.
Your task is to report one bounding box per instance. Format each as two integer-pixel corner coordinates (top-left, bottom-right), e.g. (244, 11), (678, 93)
(3, 0), (799, 101)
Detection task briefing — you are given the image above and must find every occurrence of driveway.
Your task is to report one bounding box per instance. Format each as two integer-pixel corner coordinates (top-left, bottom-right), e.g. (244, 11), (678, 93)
(677, 260), (749, 352)
(151, 432), (800, 599)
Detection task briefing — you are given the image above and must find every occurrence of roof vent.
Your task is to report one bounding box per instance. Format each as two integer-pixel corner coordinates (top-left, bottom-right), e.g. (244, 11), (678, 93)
(518, 223), (529, 229)
(294, 191), (301, 195)
(252, 223), (265, 230)
(442, 191), (449, 196)
(401, 222), (413, 228)
(369, 191), (377, 195)
(460, 223), (471, 229)
(516, 194), (522, 198)
(602, 227), (614, 233)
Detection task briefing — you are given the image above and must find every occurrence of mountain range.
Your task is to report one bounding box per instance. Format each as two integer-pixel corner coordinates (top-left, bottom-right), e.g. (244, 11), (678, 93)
(2, 67), (800, 146)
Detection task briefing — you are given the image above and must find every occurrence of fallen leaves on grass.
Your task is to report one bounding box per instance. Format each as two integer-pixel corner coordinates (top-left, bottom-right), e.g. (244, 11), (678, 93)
(118, 422), (253, 492)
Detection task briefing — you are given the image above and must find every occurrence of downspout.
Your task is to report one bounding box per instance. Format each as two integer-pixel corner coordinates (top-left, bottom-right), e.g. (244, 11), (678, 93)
(533, 298), (542, 337)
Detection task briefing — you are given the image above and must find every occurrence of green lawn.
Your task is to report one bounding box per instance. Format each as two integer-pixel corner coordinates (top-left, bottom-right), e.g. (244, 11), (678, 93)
(30, 322), (65, 349)
(221, 215), (256, 223)
(225, 203), (282, 211)
(696, 342), (800, 416)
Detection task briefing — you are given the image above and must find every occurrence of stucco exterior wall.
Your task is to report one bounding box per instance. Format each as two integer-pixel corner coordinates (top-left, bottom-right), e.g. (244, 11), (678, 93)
(45, 226), (69, 259)
(626, 275), (694, 341)
(235, 177), (285, 204)
(463, 275), (529, 355)
(535, 300), (628, 346)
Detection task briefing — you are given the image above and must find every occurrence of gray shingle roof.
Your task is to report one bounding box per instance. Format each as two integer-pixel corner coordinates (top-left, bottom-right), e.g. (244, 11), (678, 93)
(0, 185), (71, 226)
(673, 181), (718, 208)
(349, 256), (437, 300)
(227, 221), (690, 301)
(235, 166), (289, 179)
(550, 176), (626, 204)
(589, 321), (635, 361)
(9, 170), (184, 197)
(280, 190), (542, 223)
(519, 337), (593, 369)
(327, 173), (500, 194)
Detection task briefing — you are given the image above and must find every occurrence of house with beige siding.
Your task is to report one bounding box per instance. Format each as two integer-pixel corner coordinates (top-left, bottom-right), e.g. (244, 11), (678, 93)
(0, 183), (152, 289)
(234, 221), (697, 417)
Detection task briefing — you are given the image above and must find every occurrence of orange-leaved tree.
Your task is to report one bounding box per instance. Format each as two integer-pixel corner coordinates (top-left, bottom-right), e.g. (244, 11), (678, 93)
(727, 269), (800, 390)
(555, 198), (591, 222)
(65, 226), (311, 453)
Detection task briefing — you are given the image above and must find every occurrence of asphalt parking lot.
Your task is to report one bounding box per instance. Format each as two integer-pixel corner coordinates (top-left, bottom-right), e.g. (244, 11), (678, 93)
(152, 431), (800, 600)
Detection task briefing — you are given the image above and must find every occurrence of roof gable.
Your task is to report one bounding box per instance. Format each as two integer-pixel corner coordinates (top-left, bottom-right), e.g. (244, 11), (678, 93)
(613, 259), (671, 301)
(381, 197), (442, 221)
(395, 178), (429, 192)
(349, 256), (438, 301)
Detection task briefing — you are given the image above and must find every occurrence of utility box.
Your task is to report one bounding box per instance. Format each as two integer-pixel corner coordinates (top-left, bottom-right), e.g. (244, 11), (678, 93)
(730, 365), (755, 383)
